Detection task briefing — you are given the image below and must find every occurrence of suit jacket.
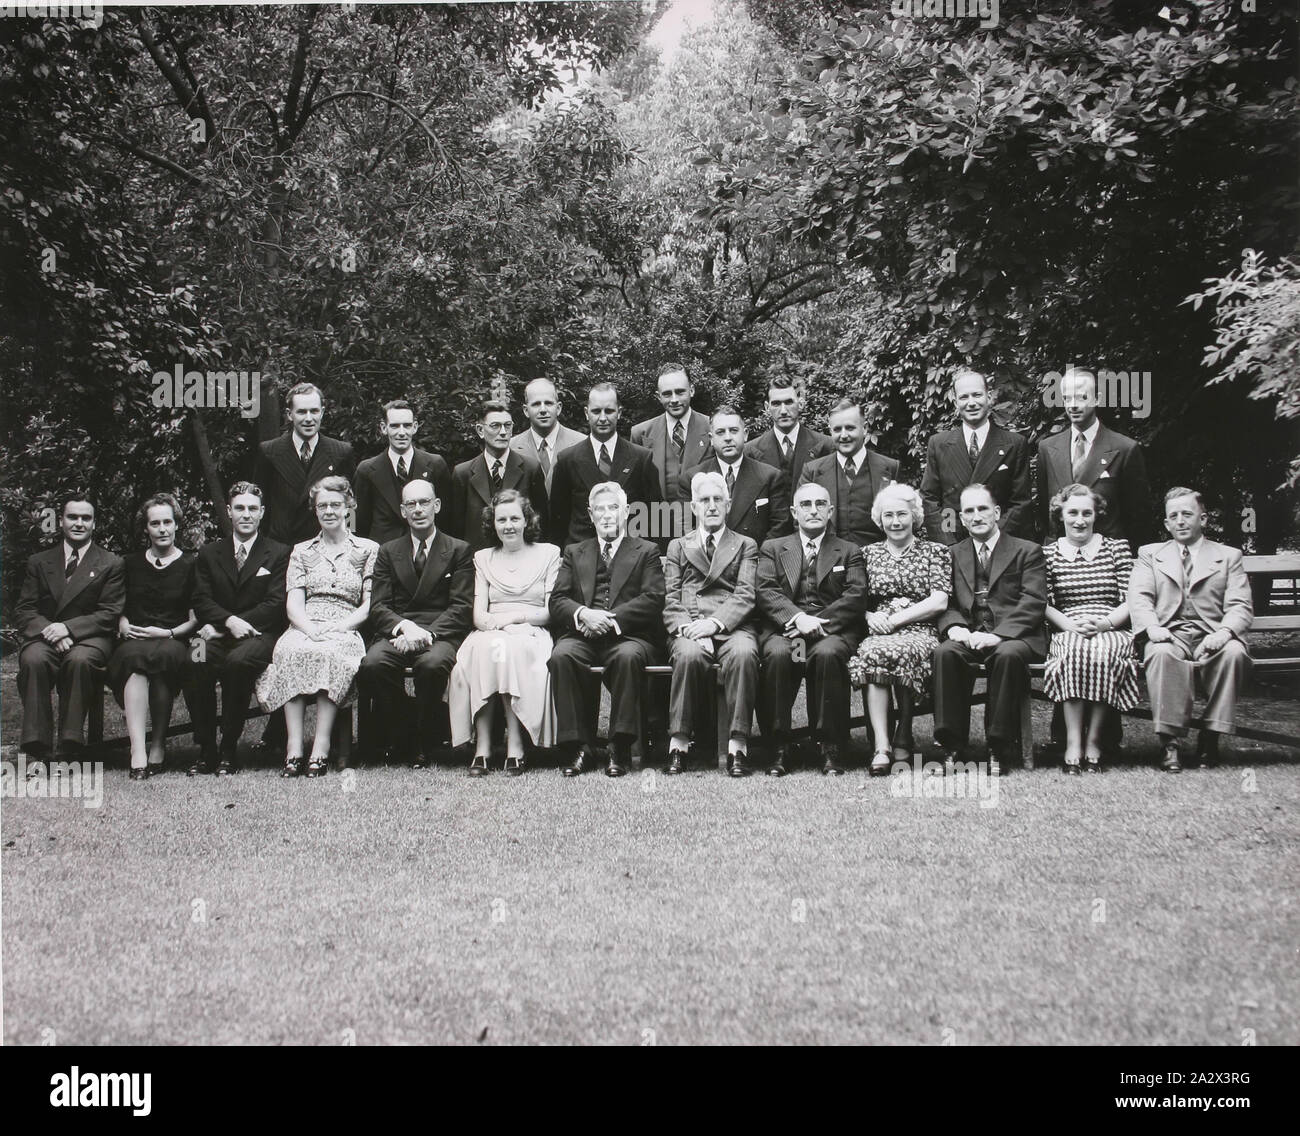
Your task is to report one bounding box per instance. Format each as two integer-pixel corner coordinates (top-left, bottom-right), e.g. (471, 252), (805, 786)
(15, 543), (125, 644)
(756, 532), (868, 636)
(192, 536), (290, 636)
(1037, 422), (1152, 548)
(548, 436), (661, 549)
(1127, 540), (1253, 639)
(797, 449), (900, 547)
(369, 529), (474, 645)
(744, 424), (833, 486)
(509, 424), (586, 496)
(938, 535), (1048, 655)
(354, 448), (452, 545)
(678, 454), (790, 544)
(446, 450), (548, 551)
(663, 528), (758, 635)
(631, 410), (712, 497)
(253, 433), (357, 545)
(549, 536), (666, 644)
(920, 422), (1033, 544)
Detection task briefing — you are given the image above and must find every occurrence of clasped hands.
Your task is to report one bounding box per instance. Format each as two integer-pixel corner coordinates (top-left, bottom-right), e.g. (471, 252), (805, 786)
(577, 607), (621, 638)
(40, 622), (73, 654)
(1146, 624), (1232, 659)
(391, 620), (434, 654)
(784, 612), (829, 640)
(118, 616), (171, 641)
(947, 626), (1002, 651)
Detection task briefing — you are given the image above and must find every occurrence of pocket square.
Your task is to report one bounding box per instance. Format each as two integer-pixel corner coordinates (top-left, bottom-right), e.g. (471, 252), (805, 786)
(1099, 470), (1111, 479)
(832, 564), (845, 573)
(756, 497), (769, 506)
(255, 566), (271, 576)
(997, 463), (1009, 471)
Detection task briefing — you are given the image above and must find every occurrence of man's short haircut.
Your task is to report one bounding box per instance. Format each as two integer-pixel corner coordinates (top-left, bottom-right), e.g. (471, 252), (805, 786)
(657, 362), (689, 382)
(285, 381), (324, 408)
(691, 470), (729, 502)
(523, 378), (557, 401)
(382, 398), (415, 421)
(479, 398), (512, 421)
(828, 397), (862, 417)
(588, 481), (628, 510)
(793, 480), (831, 505)
(871, 482), (924, 531)
(767, 377), (799, 398)
(136, 492), (183, 537)
(401, 476), (436, 504)
(710, 405), (744, 427)
(587, 381), (618, 404)
(1061, 368), (1096, 395)
(60, 493), (96, 515)
(959, 482), (996, 508)
(1164, 486), (1206, 512)
(1048, 482), (1107, 528)
(227, 481), (263, 504)
(950, 367), (989, 394)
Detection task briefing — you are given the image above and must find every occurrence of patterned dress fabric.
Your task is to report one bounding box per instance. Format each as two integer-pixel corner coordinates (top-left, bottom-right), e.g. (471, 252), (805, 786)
(256, 535), (378, 710)
(448, 542), (561, 748)
(1042, 535), (1140, 709)
(849, 539), (952, 695)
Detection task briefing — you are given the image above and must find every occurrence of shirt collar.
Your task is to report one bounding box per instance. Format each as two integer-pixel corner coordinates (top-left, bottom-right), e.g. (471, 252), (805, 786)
(775, 423), (800, 447)
(293, 433), (317, 456)
(1074, 420), (1100, 446)
(800, 530), (824, 556)
(388, 448), (413, 474)
(63, 541), (88, 562)
(148, 547), (184, 567)
(966, 421), (990, 449)
(531, 428), (556, 451)
(1056, 533), (1102, 561)
(665, 411), (690, 433)
(837, 445), (868, 472)
(1178, 536), (1205, 562)
(718, 455), (742, 475)
(699, 525), (727, 549)
(974, 527), (1001, 556)
(599, 533), (624, 558)
(412, 529), (437, 557)
(233, 534), (257, 555)
(590, 435), (615, 462)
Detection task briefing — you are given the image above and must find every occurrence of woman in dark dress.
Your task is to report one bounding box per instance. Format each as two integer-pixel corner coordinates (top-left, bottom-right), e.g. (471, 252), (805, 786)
(108, 493), (197, 779)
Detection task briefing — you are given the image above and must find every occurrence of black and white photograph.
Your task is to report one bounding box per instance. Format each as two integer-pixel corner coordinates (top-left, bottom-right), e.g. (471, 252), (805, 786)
(0, 0), (1296, 1090)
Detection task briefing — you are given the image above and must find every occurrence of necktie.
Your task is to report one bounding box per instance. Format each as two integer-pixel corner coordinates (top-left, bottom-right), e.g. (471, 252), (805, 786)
(843, 459), (856, 483)
(725, 465), (736, 494)
(598, 444), (612, 478)
(299, 439), (312, 468)
(1182, 545), (1193, 596)
(602, 540), (613, 566)
(235, 543), (247, 571)
(672, 421), (685, 457)
(781, 435), (793, 461)
(490, 460), (504, 495)
(65, 550), (79, 578)
(396, 456), (408, 482)
(978, 542), (990, 575)
(537, 440), (550, 478)
(705, 533), (716, 560)
(414, 539), (427, 577)
(968, 432), (980, 466)
(1071, 432), (1086, 478)
(805, 540), (816, 564)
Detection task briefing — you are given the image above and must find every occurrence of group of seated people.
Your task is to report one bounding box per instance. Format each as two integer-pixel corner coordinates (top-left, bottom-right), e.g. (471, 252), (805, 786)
(16, 452), (1253, 783)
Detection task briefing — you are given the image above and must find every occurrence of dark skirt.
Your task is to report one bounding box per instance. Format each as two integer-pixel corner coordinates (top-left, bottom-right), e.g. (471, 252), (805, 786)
(107, 638), (191, 703)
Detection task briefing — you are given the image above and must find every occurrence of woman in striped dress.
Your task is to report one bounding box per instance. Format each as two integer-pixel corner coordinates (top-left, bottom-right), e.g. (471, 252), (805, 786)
(1043, 483), (1139, 774)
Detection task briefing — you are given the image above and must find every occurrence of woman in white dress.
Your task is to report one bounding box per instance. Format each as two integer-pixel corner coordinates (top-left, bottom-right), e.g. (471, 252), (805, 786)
(255, 477), (378, 778)
(448, 489), (560, 777)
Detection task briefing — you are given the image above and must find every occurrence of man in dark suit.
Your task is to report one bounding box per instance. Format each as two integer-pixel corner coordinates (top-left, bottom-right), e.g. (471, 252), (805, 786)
(756, 480), (869, 776)
(663, 471), (761, 776)
(744, 377), (833, 487)
(920, 368), (1033, 544)
(15, 495), (125, 758)
(189, 482), (290, 775)
(354, 399), (451, 544)
(549, 383), (660, 549)
(445, 398), (547, 550)
(678, 406), (789, 545)
(932, 484), (1048, 776)
(1037, 368), (1152, 550)
(798, 399), (899, 549)
(630, 363), (712, 506)
(548, 482), (666, 777)
(509, 378), (586, 498)
(356, 477), (474, 767)
(253, 382), (356, 546)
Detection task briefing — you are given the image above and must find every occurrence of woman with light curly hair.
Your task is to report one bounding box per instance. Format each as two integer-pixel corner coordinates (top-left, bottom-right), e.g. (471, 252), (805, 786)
(848, 482), (952, 776)
(255, 476), (378, 777)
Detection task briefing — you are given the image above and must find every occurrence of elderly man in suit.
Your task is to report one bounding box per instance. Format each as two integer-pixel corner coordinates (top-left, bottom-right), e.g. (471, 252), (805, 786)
(253, 382), (356, 546)
(356, 477), (474, 768)
(932, 484), (1048, 776)
(15, 495), (125, 759)
(678, 406), (789, 546)
(548, 482), (666, 778)
(446, 398), (547, 551)
(630, 363), (711, 507)
(756, 480), (869, 776)
(549, 383), (661, 548)
(188, 482), (290, 775)
(509, 378), (586, 498)
(798, 399), (900, 549)
(663, 470), (761, 777)
(1128, 487), (1253, 773)
(354, 399), (452, 544)
(920, 368), (1033, 544)
(744, 377), (833, 486)
(1037, 368), (1152, 550)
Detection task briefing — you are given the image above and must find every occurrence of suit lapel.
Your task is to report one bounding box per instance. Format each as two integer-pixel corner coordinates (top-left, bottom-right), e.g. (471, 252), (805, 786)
(418, 532), (451, 596)
(684, 534), (713, 580)
(947, 431), (976, 481)
(727, 461), (760, 527)
(394, 537), (419, 598)
(608, 539), (635, 601)
(1153, 542), (1182, 586)
(1048, 431), (1074, 491)
(377, 455), (402, 514)
(986, 534), (1013, 588)
(779, 540), (802, 594)
(953, 539), (976, 595)
(611, 439), (636, 487)
(504, 451), (528, 491)
(649, 420), (668, 494)
(706, 529), (741, 584)
(578, 541), (599, 605)
(273, 435), (306, 492)
(815, 536), (838, 583)
(55, 546), (92, 611)
(470, 455), (492, 508)
(970, 426), (1006, 482)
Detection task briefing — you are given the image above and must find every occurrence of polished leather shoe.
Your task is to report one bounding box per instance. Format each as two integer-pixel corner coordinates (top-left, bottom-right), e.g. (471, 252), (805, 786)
(1195, 733), (1220, 769)
(468, 754), (490, 777)
(766, 745), (790, 777)
(665, 749), (687, 775)
(188, 749), (217, 777)
(728, 752), (751, 777)
(128, 767), (150, 781)
(281, 754), (304, 778)
(216, 755), (238, 776)
(820, 744), (844, 776)
(503, 755), (525, 777)
(1161, 743), (1182, 774)
(1063, 759), (1082, 776)
(869, 751), (892, 777)
(562, 747), (592, 778)
(606, 741), (629, 777)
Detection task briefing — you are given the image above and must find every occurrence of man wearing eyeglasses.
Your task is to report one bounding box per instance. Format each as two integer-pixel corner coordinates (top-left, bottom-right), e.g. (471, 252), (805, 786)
(446, 398), (547, 550)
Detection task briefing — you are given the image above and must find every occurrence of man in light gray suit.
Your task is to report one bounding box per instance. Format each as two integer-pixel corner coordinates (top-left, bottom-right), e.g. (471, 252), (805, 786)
(1128, 487), (1253, 773)
(662, 470), (760, 777)
(509, 378), (585, 497)
(630, 362), (712, 506)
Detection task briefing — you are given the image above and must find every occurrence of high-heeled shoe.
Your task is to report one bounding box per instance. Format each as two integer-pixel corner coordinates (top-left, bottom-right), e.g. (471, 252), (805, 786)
(503, 754), (525, 777)
(1084, 748), (1102, 774)
(305, 754), (328, 777)
(468, 753), (490, 777)
(870, 751), (892, 777)
(282, 754), (304, 778)
(128, 766), (150, 781)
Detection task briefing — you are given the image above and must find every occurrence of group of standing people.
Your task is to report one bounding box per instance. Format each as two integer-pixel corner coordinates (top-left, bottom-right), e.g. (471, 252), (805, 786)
(14, 365), (1254, 780)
